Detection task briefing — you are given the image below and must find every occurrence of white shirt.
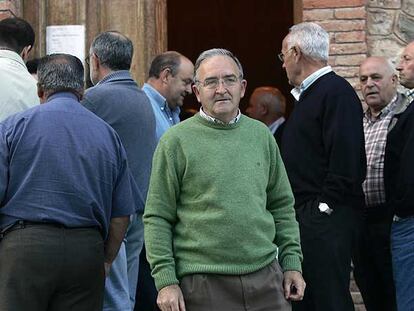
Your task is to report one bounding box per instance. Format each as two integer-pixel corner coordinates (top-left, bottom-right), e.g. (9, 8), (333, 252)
(268, 117), (285, 135)
(199, 107), (241, 124)
(0, 50), (39, 122)
(291, 66), (333, 101)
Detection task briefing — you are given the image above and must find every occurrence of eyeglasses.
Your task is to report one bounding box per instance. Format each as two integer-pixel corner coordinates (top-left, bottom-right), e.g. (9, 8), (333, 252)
(277, 47), (295, 62)
(195, 75), (240, 90)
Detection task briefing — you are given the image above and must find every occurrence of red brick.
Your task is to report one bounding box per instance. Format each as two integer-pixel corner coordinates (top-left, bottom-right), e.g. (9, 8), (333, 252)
(335, 31), (366, 43)
(333, 66), (360, 78)
(330, 42), (367, 55)
(303, 0), (366, 9)
(335, 7), (367, 19)
(335, 54), (366, 66)
(317, 20), (365, 32)
(303, 9), (334, 21)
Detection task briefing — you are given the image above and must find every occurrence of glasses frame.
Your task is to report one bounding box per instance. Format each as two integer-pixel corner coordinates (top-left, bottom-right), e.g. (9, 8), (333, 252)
(278, 47), (295, 63)
(195, 75), (242, 90)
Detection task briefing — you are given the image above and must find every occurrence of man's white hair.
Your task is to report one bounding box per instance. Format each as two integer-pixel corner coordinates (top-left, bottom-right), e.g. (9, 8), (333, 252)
(287, 22), (329, 62)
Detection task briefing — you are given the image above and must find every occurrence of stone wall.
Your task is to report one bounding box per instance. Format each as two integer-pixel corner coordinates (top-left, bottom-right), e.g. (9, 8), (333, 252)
(302, 0), (414, 91)
(367, 0), (414, 62)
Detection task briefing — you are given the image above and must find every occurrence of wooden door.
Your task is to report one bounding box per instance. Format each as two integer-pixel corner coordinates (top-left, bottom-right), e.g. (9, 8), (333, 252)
(19, 0), (167, 86)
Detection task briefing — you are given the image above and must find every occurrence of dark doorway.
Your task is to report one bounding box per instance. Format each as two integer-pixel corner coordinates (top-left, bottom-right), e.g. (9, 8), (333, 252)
(167, 0), (294, 118)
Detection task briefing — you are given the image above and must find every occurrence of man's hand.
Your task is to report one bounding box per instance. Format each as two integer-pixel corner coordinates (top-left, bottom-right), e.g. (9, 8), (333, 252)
(283, 270), (306, 301)
(157, 284), (186, 311)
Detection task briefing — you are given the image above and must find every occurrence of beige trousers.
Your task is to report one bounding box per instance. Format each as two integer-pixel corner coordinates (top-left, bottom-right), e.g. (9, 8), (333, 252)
(180, 260), (291, 311)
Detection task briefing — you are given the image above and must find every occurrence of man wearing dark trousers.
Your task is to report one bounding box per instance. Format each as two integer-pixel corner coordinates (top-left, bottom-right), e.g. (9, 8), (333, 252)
(352, 56), (403, 311)
(0, 54), (139, 311)
(279, 22), (366, 311)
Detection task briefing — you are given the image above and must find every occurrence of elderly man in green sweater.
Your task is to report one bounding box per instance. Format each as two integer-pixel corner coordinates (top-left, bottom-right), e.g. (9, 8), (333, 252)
(144, 48), (305, 311)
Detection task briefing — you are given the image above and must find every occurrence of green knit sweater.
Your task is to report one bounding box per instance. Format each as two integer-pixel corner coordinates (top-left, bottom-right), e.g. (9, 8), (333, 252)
(144, 114), (302, 290)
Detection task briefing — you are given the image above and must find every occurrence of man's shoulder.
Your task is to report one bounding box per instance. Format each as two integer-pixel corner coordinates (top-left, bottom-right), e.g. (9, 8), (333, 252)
(83, 80), (150, 109)
(314, 71), (353, 90)
(0, 104), (40, 131)
(305, 71), (358, 103)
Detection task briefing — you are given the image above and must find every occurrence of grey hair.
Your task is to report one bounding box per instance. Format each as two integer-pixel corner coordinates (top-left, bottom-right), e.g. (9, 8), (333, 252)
(37, 53), (84, 96)
(90, 31), (133, 71)
(194, 48), (244, 81)
(287, 22), (329, 62)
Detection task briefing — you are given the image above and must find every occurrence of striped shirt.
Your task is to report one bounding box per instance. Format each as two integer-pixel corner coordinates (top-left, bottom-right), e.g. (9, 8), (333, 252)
(363, 95), (398, 207)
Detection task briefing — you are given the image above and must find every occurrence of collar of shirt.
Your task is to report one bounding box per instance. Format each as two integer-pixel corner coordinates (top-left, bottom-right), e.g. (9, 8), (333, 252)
(0, 49), (27, 69)
(142, 83), (181, 116)
(364, 94), (398, 122)
(46, 91), (80, 103)
(291, 66), (333, 101)
(406, 88), (414, 102)
(96, 70), (133, 86)
(268, 117), (285, 134)
(199, 107), (241, 124)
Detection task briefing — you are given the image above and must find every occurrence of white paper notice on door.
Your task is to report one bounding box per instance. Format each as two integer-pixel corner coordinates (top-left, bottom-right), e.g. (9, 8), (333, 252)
(46, 25), (85, 64)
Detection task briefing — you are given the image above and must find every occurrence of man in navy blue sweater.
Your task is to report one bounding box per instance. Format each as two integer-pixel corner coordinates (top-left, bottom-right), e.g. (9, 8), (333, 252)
(279, 22), (366, 311)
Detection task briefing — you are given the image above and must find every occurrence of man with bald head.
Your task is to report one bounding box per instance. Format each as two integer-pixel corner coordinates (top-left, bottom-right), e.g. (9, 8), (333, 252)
(352, 56), (403, 311)
(143, 51), (194, 141)
(246, 86), (286, 145)
(385, 41), (414, 310)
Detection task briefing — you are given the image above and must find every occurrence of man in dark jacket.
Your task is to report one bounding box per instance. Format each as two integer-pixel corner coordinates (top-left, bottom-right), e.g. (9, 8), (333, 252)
(279, 22), (366, 311)
(384, 40), (414, 311)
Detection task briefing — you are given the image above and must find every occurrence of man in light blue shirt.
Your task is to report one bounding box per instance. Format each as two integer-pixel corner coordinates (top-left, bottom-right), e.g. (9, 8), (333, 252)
(136, 51), (193, 311)
(142, 51), (194, 141)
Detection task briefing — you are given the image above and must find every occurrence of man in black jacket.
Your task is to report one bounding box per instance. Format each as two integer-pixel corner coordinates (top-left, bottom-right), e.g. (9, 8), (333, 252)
(279, 22), (366, 311)
(384, 40), (414, 311)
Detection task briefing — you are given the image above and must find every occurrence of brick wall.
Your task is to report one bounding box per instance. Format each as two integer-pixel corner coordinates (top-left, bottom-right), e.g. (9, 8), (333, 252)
(303, 0), (367, 91)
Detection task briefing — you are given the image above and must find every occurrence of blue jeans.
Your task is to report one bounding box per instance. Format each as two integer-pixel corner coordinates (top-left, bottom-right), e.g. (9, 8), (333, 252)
(103, 213), (144, 311)
(391, 216), (414, 311)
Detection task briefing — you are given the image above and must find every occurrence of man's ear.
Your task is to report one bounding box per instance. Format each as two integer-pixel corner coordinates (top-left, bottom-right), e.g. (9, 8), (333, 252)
(293, 46), (301, 63)
(192, 84), (201, 103)
(91, 53), (100, 70)
(20, 45), (32, 61)
(391, 73), (398, 86)
(259, 102), (268, 116)
(240, 79), (247, 99)
(37, 84), (47, 104)
(159, 68), (172, 84)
